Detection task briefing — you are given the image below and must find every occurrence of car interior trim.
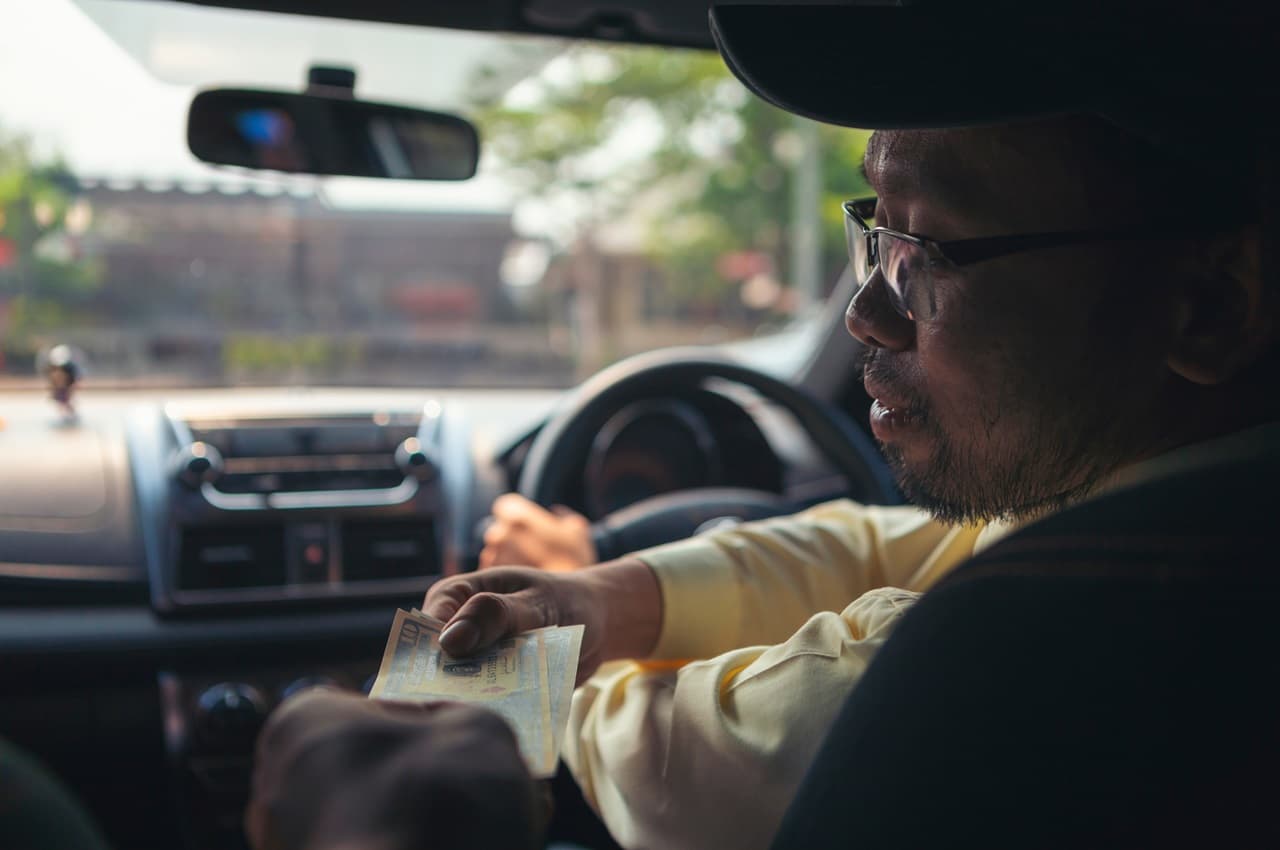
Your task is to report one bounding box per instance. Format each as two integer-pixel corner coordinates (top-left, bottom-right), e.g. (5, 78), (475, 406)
(0, 561), (142, 582)
(174, 0), (718, 48)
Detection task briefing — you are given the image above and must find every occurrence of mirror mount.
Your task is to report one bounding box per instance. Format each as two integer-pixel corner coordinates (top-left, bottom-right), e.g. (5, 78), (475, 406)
(306, 65), (357, 100)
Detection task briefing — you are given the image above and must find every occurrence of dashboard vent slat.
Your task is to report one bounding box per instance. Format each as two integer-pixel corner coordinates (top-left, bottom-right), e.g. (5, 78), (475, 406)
(177, 525), (286, 590)
(341, 520), (438, 582)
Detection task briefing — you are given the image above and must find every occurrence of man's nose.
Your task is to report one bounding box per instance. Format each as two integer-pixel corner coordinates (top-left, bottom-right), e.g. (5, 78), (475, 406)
(845, 271), (916, 351)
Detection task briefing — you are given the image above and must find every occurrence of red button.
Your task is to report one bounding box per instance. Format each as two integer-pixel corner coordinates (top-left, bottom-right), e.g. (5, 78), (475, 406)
(304, 544), (326, 566)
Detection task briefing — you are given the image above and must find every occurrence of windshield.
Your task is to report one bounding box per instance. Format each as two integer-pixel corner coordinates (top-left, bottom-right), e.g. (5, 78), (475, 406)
(0, 0), (871, 389)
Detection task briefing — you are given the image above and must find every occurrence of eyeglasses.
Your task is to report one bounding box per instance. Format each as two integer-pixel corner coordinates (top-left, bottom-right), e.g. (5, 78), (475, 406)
(842, 198), (1175, 322)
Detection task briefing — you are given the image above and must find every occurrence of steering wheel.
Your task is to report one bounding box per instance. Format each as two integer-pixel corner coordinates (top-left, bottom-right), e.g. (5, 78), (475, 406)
(517, 347), (900, 561)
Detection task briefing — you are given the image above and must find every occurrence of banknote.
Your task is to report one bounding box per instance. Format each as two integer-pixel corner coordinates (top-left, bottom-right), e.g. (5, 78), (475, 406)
(414, 611), (583, 748)
(531, 624), (584, 758)
(369, 608), (556, 776)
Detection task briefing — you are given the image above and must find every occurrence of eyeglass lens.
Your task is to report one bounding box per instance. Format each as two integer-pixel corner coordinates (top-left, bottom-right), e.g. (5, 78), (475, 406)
(845, 210), (935, 321)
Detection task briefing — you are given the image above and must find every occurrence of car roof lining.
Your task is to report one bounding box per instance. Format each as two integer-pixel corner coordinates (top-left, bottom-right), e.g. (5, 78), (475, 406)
(161, 0), (718, 48)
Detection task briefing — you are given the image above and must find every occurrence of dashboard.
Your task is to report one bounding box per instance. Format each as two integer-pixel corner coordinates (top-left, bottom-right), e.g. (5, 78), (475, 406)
(0, 382), (842, 849)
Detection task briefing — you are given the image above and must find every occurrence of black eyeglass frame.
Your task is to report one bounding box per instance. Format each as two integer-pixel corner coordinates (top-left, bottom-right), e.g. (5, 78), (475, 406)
(842, 198), (1179, 320)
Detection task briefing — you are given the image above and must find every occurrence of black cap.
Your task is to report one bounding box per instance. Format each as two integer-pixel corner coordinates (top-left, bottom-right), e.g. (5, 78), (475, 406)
(709, 3), (1278, 149)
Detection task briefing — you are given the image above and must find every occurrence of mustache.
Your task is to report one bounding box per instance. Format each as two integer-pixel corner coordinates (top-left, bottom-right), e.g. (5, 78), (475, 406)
(860, 348), (927, 411)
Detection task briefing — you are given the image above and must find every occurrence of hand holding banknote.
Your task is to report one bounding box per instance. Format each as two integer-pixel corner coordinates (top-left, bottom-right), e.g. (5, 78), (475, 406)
(246, 689), (545, 850)
(422, 559), (663, 685)
(368, 608), (577, 777)
(246, 561), (662, 850)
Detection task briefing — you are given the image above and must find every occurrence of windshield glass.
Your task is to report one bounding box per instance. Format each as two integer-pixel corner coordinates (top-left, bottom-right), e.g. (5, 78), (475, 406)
(0, 0), (871, 389)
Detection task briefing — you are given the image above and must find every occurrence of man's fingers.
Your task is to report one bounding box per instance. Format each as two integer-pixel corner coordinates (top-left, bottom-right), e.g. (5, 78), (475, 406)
(550, 504), (581, 520)
(441, 592), (516, 655)
(483, 519), (553, 567)
(440, 590), (553, 656)
(492, 493), (565, 536)
(439, 617), (483, 656)
(422, 577), (480, 623)
(491, 538), (551, 570)
(491, 493), (542, 524)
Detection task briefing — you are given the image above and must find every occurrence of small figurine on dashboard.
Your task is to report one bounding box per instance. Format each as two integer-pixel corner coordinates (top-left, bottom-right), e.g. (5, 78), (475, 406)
(44, 344), (81, 422)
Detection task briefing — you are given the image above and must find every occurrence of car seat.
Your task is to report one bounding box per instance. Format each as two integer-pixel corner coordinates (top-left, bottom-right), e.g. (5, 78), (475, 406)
(771, 434), (1280, 848)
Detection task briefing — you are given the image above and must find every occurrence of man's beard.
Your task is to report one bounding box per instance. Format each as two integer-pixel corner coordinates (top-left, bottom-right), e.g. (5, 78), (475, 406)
(879, 424), (1111, 526)
(864, 351), (1130, 526)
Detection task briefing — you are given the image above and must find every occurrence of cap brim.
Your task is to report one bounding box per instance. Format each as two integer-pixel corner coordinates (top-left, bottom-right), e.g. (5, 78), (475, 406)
(710, 5), (1136, 130)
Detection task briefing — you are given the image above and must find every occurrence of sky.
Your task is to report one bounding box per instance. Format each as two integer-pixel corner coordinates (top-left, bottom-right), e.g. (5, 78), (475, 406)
(0, 0), (556, 211)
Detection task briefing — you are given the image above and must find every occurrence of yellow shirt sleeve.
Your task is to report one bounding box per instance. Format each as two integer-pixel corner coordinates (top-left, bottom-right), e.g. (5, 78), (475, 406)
(562, 587), (921, 850)
(635, 499), (979, 659)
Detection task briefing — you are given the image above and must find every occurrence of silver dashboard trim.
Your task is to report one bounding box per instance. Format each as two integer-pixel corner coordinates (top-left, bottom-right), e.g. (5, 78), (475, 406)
(197, 485), (266, 511)
(195, 478), (421, 511)
(168, 576), (435, 607)
(173, 403), (441, 512)
(266, 478), (419, 510)
(0, 561), (140, 582)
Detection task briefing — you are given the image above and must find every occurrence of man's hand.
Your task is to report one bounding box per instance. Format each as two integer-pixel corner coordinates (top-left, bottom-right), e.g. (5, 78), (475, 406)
(424, 560), (662, 685)
(246, 689), (545, 850)
(479, 494), (596, 573)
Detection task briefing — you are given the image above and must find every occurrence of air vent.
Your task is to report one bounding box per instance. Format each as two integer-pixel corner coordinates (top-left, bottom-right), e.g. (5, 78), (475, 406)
(216, 460), (405, 494)
(177, 525), (286, 590)
(341, 519), (439, 582)
(175, 413), (432, 499)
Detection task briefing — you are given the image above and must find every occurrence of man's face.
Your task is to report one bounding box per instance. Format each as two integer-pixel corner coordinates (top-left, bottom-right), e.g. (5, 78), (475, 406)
(850, 118), (1187, 524)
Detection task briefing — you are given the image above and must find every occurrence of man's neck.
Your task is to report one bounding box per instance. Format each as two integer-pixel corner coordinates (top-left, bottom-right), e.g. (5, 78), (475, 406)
(1103, 418), (1280, 495)
(993, 414), (1280, 531)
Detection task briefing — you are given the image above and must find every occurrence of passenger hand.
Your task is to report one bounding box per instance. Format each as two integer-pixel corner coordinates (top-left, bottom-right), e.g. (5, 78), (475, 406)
(423, 561), (662, 685)
(479, 493), (596, 573)
(246, 689), (546, 850)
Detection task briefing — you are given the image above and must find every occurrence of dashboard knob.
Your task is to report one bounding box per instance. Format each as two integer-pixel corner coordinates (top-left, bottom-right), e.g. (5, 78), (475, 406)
(173, 441), (224, 488)
(395, 437), (437, 482)
(195, 682), (267, 749)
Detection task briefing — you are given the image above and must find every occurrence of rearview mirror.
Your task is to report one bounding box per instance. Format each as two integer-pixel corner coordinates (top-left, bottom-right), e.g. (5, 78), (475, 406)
(187, 88), (480, 181)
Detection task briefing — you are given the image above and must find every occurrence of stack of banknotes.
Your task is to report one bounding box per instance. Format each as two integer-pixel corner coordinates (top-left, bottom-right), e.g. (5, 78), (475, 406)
(368, 608), (584, 778)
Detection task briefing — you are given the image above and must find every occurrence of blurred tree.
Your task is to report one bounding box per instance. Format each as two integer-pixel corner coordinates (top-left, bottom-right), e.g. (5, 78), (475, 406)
(0, 129), (101, 344)
(469, 46), (872, 319)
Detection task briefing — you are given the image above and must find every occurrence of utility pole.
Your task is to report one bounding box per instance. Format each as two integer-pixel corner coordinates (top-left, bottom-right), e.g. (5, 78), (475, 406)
(788, 116), (823, 312)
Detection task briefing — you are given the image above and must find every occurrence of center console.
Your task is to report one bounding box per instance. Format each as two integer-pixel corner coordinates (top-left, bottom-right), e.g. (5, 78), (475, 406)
(120, 399), (473, 848)
(157, 404), (452, 610)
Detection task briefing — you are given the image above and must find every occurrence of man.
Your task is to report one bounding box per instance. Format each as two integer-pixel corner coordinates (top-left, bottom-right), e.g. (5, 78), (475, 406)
(247, 5), (1280, 850)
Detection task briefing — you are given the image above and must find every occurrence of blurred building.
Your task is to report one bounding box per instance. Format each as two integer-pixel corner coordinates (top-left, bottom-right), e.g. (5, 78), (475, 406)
(16, 178), (577, 386)
(77, 178), (516, 331)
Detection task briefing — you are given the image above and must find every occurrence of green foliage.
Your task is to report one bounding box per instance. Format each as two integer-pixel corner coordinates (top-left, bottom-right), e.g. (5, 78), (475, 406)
(473, 49), (732, 220)
(2, 295), (70, 334)
(223, 334), (336, 375)
(469, 46), (872, 309)
(0, 128), (102, 341)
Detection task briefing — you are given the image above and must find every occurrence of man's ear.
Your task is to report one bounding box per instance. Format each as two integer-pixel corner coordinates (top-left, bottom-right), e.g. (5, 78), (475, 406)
(1166, 226), (1274, 385)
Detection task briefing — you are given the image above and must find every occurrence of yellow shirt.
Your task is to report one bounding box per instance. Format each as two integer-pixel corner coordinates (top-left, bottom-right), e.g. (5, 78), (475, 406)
(561, 423), (1280, 850)
(562, 501), (1010, 850)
